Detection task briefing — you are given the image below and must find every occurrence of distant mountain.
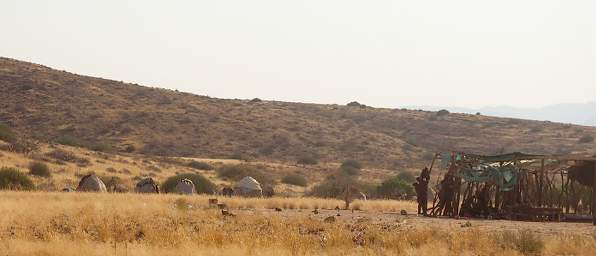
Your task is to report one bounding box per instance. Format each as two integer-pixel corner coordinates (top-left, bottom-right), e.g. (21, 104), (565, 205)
(412, 102), (596, 126)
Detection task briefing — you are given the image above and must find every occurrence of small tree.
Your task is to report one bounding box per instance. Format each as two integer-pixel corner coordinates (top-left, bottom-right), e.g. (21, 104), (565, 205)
(376, 176), (414, 199)
(397, 171), (416, 183)
(340, 159), (362, 176)
(281, 174), (308, 187)
(29, 162), (51, 178)
(0, 167), (34, 190)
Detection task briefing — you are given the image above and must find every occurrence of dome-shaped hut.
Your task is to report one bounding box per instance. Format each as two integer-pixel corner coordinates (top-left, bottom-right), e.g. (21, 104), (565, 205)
(135, 177), (160, 193)
(175, 178), (196, 195)
(76, 174), (107, 192)
(234, 176), (263, 197)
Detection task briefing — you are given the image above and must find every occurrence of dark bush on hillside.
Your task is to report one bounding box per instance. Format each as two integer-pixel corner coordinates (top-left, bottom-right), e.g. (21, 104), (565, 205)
(436, 109), (450, 116)
(188, 161), (214, 170)
(56, 135), (85, 147)
(281, 174), (308, 187)
(29, 162), (51, 178)
(123, 144), (136, 153)
(0, 124), (16, 143)
(397, 171), (416, 183)
(376, 176), (414, 199)
(162, 173), (217, 194)
(340, 159), (362, 176)
(0, 167), (34, 190)
(296, 155), (318, 165)
(249, 98), (262, 103)
(217, 164), (274, 187)
(308, 174), (358, 198)
(341, 159), (362, 170)
(346, 101), (362, 107)
(578, 134), (594, 144)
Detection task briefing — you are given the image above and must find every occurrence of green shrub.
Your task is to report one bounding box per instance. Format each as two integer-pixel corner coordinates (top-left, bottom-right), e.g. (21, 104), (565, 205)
(217, 164), (275, 189)
(578, 134), (594, 144)
(188, 161), (214, 170)
(281, 174), (308, 187)
(436, 109), (450, 116)
(0, 167), (34, 190)
(397, 171), (416, 183)
(296, 155), (318, 165)
(162, 173), (217, 194)
(376, 176), (414, 199)
(0, 124), (16, 143)
(341, 159), (362, 170)
(340, 159), (362, 176)
(308, 173), (360, 198)
(29, 162), (51, 178)
(56, 135), (85, 147)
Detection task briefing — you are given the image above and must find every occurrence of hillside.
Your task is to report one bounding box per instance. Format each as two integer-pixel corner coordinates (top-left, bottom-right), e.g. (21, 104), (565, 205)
(1, 57), (596, 170)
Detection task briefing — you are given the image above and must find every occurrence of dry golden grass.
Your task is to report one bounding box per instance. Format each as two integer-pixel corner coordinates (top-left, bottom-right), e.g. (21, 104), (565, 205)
(1, 192), (595, 256)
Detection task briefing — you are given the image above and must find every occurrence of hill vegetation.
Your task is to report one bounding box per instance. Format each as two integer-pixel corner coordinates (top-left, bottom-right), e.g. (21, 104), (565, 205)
(1, 57), (596, 172)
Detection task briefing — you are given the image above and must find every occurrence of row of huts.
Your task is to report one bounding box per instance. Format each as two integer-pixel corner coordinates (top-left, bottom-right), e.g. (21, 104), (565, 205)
(74, 174), (265, 197)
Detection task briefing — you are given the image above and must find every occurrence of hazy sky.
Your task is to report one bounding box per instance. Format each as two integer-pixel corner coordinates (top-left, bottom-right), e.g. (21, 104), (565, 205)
(2, 1), (595, 108)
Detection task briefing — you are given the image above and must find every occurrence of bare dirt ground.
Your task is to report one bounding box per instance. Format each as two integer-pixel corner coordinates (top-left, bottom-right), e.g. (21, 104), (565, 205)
(251, 208), (596, 236)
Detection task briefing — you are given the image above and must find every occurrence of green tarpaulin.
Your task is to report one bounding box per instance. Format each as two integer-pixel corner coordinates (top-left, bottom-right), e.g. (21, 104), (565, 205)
(458, 165), (518, 191)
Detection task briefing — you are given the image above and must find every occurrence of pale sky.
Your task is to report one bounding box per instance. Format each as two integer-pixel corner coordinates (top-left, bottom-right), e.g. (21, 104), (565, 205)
(2, 0), (595, 108)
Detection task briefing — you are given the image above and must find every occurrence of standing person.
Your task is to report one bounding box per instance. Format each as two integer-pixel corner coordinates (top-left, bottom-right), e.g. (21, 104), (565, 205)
(419, 174), (429, 215)
(413, 177), (421, 214)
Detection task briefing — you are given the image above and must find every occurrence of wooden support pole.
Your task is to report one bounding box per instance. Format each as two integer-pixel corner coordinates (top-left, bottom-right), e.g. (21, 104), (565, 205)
(592, 161), (596, 225)
(538, 159), (545, 207)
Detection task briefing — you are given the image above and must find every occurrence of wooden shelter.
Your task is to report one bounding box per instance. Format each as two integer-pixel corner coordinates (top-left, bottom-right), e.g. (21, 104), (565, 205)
(422, 152), (596, 225)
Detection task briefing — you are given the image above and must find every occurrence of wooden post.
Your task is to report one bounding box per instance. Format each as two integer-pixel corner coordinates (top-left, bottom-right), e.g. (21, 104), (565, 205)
(538, 159), (545, 207)
(592, 161), (596, 225)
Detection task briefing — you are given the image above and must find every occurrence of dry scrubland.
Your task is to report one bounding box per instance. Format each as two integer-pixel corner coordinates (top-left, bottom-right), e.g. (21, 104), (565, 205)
(0, 142), (395, 196)
(2, 57), (596, 170)
(1, 192), (596, 256)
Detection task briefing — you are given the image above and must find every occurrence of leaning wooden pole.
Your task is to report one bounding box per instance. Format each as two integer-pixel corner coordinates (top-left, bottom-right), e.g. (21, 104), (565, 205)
(592, 161), (596, 225)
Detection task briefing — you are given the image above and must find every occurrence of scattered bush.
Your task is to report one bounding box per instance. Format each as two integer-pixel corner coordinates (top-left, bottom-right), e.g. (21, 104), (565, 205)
(0, 167), (34, 190)
(296, 155), (318, 165)
(529, 126), (544, 133)
(397, 171), (416, 183)
(162, 173), (217, 194)
(376, 176), (414, 199)
(346, 101), (363, 107)
(0, 123), (16, 143)
(341, 159), (362, 170)
(217, 164), (274, 187)
(340, 159), (362, 176)
(56, 135), (85, 147)
(281, 174), (308, 187)
(123, 144), (136, 153)
(308, 174), (352, 198)
(578, 134), (594, 144)
(499, 230), (544, 255)
(436, 109), (450, 116)
(29, 162), (51, 178)
(188, 161), (214, 170)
